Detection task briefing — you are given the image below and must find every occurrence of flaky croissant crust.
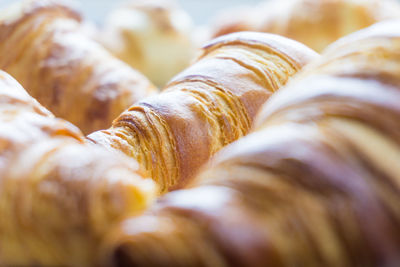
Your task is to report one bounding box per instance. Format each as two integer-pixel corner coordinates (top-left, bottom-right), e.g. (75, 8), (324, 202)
(0, 70), (156, 266)
(89, 31), (318, 193)
(0, 0), (155, 134)
(100, 19), (400, 267)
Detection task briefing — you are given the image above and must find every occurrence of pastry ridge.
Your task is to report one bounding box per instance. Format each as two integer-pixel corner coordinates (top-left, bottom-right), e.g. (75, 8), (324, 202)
(101, 19), (400, 267)
(0, 70), (156, 266)
(89, 31), (318, 193)
(0, 0), (156, 134)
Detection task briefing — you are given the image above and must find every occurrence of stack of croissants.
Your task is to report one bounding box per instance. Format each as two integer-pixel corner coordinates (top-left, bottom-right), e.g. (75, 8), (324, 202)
(1, 0), (400, 266)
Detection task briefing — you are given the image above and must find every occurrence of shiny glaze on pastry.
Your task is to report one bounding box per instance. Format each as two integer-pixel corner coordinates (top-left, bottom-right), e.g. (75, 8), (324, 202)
(102, 19), (400, 267)
(89, 32), (318, 193)
(0, 70), (156, 266)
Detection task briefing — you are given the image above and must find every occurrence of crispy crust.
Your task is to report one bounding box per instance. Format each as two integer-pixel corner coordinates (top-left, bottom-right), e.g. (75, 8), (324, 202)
(89, 32), (318, 193)
(0, 70), (156, 266)
(102, 19), (400, 267)
(0, 0), (155, 134)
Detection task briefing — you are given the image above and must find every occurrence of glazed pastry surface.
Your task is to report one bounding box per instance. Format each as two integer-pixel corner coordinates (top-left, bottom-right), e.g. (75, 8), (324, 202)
(89, 32), (318, 193)
(0, 70), (156, 266)
(101, 19), (400, 267)
(0, 0), (156, 134)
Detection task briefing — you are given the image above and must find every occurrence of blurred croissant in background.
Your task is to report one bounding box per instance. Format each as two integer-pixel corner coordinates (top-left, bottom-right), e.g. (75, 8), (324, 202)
(100, 0), (197, 88)
(0, 0), (156, 134)
(210, 0), (400, 52)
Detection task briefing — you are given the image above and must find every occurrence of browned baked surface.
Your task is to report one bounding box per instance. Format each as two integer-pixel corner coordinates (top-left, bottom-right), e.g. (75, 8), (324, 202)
(0, 0), (156, 134)
(0, 70), (156, 266)
(88, 32), (318, 193)
(101, 19), (400, 267)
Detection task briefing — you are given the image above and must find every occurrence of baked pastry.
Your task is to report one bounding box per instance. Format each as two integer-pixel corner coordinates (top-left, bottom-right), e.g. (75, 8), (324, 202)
(211, 0), (400, 52)
(0, 70), (156, 266)
(88, 32), (318, 193)
(101, 0), (196, 87)
(101, 19), (400, 266)
(0, 0), (156, 134)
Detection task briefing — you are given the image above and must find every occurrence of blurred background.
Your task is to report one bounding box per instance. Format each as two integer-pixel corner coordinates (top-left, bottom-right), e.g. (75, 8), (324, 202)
(0, 0), (263, 25)
(2, 0), (398, 87)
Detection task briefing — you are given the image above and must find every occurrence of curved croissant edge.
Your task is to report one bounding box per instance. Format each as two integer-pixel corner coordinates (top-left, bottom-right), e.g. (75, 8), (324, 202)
(255, 18), (400, 126)
(165, 31), (319, 88)
(168, 31), (319, 90)
(0, 69), (158, 266)
(322, 18), (400, 54)
(199, 31), (318, 69)
(98, 19), (400, 267)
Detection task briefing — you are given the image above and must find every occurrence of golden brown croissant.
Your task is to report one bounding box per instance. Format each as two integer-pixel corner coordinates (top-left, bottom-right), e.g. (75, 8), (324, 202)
(88, 32), (318, 193)
(0, 0), (156, 134)
(0, 70), (156, 266)
(101, 0), (196, 88)
(211, 0), (400, 52)
(101, 19), (400, 267)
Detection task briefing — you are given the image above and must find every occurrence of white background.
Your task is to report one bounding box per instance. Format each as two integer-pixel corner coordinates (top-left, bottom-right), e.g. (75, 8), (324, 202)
(0, 0), (264, 25)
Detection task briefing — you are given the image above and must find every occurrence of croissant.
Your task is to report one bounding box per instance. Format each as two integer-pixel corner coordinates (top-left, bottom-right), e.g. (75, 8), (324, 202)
(211, 0), (400, 52)
(101, 19), (400, 266)
(101, 0), (196, 88)
(88, 32), (318, 193)
(0, 0), (156, 134)
(0, 70), (156, 266)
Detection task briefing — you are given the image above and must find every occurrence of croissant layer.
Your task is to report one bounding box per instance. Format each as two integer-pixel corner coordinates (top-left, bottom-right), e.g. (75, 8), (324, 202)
(0, 70), (156, 266)
(102, 20), (400, 267)
(88, 32), (318, 193)
(0, 0), (155, 134)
